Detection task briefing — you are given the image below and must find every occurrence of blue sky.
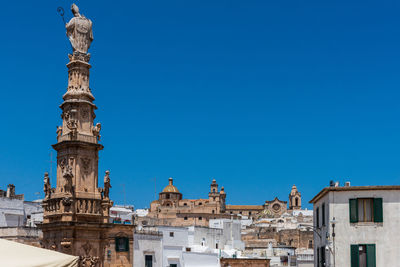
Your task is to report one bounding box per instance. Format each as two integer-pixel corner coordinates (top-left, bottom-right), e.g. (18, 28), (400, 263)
(1, 0), (400, 208)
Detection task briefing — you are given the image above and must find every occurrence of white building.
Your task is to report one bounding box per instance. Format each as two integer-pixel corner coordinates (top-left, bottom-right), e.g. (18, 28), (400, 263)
(0, 185), (42, 228)
(109, 205), (134, 225)
(310, 184), (400, 267)
(134, 219), (244, 267)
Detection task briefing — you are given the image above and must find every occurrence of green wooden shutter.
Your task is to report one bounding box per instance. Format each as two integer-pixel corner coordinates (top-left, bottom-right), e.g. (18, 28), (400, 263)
(115, 237), (120, 252)
(373, 198), (383, 223)
(349, 199), (358, 223)
(366, 244), (376, 267)
(351, 244), (359, 267)
(124, 237), (129, 252)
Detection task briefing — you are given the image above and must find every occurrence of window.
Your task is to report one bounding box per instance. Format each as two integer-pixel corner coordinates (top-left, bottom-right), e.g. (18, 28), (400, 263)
(239, 211), (242, 215)
(145, 255), (153, 267)
(308, 240), (313, 249)
(295, 197), (299, 206)
(249, 212), (252, 216)
(166, 194), (170, 199)
(183, 203), (187, 206)
(184, 216), (188, 220)
(198, 216), (202, 220)
(212, 210), (215, 214)
(216, 243), (218, 249)
(316, 207), (320, 228)
(170, 264), (177, 267)
(230, 211), (233, 214)
(186, 247), (191, 252)
(115, 237), (129, 252)
(322, 203), (326, 226)
(213, 188), (216, 193)
(349, 198), (383, 223)
(169, 232), (174, 237)
(213, 197), (216, 201)
(198, 202), (202, 206)
(351, 244), (376, 267)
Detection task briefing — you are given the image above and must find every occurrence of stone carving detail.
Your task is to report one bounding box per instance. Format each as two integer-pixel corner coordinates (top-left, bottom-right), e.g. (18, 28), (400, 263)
(81, 108), (89, 119)
(62, 197), (72, 206)
(82, 241), (92, 255)
(81, 158), (91, 174)
(79, 241), (99, 267)
(79, 256), (99, 267)
(92, 123), (101, 141)
(66, 4), (93, 55)
(103, 170), (111, 199)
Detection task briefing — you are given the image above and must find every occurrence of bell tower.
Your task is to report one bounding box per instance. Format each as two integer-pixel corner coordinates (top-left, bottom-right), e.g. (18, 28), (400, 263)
(40, 4), (113, 266)
(289, 184), (301, 210)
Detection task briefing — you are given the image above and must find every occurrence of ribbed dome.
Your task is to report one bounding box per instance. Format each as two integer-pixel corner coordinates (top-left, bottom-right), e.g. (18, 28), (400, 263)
(162, 178), (180, 193)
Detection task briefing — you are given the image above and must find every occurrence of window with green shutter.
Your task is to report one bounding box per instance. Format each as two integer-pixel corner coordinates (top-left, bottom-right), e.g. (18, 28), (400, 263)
(351, 244), (376, 267)
(350, 198), (383, 223)
(351, 244), (359, 267)
(373, 198), (383, 223)
(349, 199), (358, 223)
(366, 244), (376, 267)
(316, 207), (320, 228)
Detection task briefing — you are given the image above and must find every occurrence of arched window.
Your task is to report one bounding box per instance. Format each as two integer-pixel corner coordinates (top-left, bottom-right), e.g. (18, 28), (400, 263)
(295, 197), (299, 206)
(166, 203), (170, 207)
(183, 203), (187, 206)
(212, 210), (215, 214)
(213, 189), (215, 193)
(166, 194), (170, 199)
(198, 202), (202, 206)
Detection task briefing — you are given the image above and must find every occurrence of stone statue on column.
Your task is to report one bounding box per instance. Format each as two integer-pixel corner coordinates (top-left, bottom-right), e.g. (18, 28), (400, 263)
(103, 170), (111, 199)
(43, 172), (51, 200)
(66, 3), (93, 54)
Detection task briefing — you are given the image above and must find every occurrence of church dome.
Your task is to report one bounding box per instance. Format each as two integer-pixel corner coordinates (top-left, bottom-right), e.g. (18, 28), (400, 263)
(162, 178), (180, 193)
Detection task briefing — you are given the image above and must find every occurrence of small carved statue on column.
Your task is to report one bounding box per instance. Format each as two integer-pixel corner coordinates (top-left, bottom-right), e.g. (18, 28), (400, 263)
(103, 170), (111, 199)
(56, 126), (62, 139)
(92, 123), (101, 141)
(43, 172), (51, 200)
(66, 3), (93, 55)
(63, 165), (74, 194)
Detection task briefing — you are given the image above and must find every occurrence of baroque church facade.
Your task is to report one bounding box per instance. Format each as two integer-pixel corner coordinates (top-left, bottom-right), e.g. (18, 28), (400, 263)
(144, 178), (302, 227)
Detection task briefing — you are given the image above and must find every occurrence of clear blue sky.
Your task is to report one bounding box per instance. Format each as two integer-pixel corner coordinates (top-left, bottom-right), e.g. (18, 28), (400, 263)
(1, 0), (400, 208)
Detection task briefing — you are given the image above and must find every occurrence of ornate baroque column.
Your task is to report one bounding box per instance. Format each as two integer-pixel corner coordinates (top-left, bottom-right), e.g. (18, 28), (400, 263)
(40, 4), (113, 267)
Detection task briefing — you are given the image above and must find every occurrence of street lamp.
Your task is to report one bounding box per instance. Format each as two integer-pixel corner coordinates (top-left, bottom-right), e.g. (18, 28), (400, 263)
(330, 217), (337, 267)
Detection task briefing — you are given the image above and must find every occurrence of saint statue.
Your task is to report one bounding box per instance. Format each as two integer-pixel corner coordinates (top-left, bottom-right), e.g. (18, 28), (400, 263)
(103, 170), (111, 199)
(66, 3), (93, 54)
(43, 172), (51, 199)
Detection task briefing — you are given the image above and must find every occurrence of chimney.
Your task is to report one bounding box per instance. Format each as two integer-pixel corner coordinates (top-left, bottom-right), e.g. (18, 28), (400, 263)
(345, 181), (351, 187)
(329, 180), (335, 187)
(6, 186), (10, 198)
